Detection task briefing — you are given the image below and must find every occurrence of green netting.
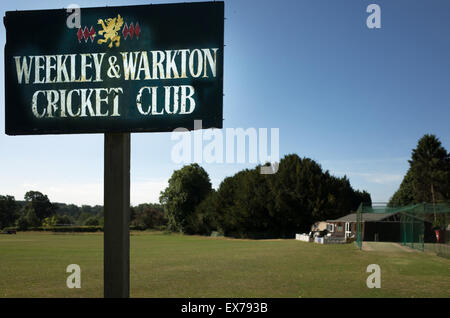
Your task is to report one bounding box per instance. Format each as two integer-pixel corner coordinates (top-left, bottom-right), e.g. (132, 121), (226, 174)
(356, 202), (450, 258)
(401, 210), (425, 251)
(356, 203), (363, 250)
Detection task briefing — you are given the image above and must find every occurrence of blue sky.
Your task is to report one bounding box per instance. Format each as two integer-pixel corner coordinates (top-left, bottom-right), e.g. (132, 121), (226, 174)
(1, 0), (449, 206)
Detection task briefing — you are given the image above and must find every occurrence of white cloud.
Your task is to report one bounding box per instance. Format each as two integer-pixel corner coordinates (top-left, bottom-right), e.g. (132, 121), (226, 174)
(364, 173), (403, 184)
(320, 157), (409, 165)
(335, 171), (403, 185)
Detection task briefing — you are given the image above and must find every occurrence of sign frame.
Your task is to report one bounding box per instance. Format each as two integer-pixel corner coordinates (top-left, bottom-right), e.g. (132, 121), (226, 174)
(4, 1), (224, 135)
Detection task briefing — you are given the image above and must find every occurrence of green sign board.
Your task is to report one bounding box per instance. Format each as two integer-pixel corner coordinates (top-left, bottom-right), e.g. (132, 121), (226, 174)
(4, 2), (224, 135)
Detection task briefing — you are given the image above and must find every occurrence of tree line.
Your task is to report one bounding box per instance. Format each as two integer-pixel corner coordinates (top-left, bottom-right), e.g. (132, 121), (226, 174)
(0, 191), (166, 231)
(4, 134), (446, 238)
(160, 134), (449, 238)
(160, 154), (371, 239)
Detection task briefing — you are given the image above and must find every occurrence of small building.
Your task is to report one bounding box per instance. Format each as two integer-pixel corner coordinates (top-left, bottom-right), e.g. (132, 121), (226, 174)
(311, 221), (328, 232)
(326, 212), (402, 242)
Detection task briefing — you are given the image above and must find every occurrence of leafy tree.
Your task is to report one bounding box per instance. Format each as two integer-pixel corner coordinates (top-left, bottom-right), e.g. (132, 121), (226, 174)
(53, 203), (82, 219)
(42, 214), (74, 227)
(17, 205), (41, 228)
(159, 156), (371, 238)
(193, 191), (220, 235)
(131, 203), (167, 229)
(23, 191), (55, 221)
(409, 135), (450, 204)
(355, 190), (372, 207)
(214, 168), (274, 238)
(211, 154), (370, 238)
(42, 215), (58, 227)
(389, 135), (450, 218)
(84, 216), (100, 226)
(266, 155), (369, 237)
(388, 169), (415, 207)
(160, 164), (212, 233)
(265, 154), (313, 236)
(57, 214), (75, 225)
(16, 215), (30, 230)
(0, 195), (18, 229)
(76, 212), (93, 225)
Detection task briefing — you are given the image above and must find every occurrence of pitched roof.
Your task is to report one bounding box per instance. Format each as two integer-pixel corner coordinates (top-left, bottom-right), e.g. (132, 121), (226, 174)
(327, 212), (397, 223)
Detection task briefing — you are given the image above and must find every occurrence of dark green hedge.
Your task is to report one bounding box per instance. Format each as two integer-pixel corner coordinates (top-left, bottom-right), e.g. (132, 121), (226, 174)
(3, 226), (103, 232)
(3, 225), (163, 232)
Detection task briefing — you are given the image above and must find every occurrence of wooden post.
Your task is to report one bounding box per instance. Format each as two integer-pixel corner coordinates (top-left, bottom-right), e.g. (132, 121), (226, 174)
(104, 133), (130, 298)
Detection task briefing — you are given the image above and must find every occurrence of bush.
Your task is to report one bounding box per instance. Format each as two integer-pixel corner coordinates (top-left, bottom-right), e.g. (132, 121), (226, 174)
(15, 216), (29, 231)
(5, 225), (168, 233)
(48, 226), (103, 232)
(131, 204), (167, 230)
(129, 225), (147, 231)
(84, 216), (100, 226)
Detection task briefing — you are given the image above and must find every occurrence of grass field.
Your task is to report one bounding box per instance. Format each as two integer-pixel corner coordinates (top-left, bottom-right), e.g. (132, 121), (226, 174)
(0, 231), (449, 298)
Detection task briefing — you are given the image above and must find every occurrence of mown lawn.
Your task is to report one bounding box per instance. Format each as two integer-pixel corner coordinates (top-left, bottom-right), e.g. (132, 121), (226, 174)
(0, 231), (449, 297)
